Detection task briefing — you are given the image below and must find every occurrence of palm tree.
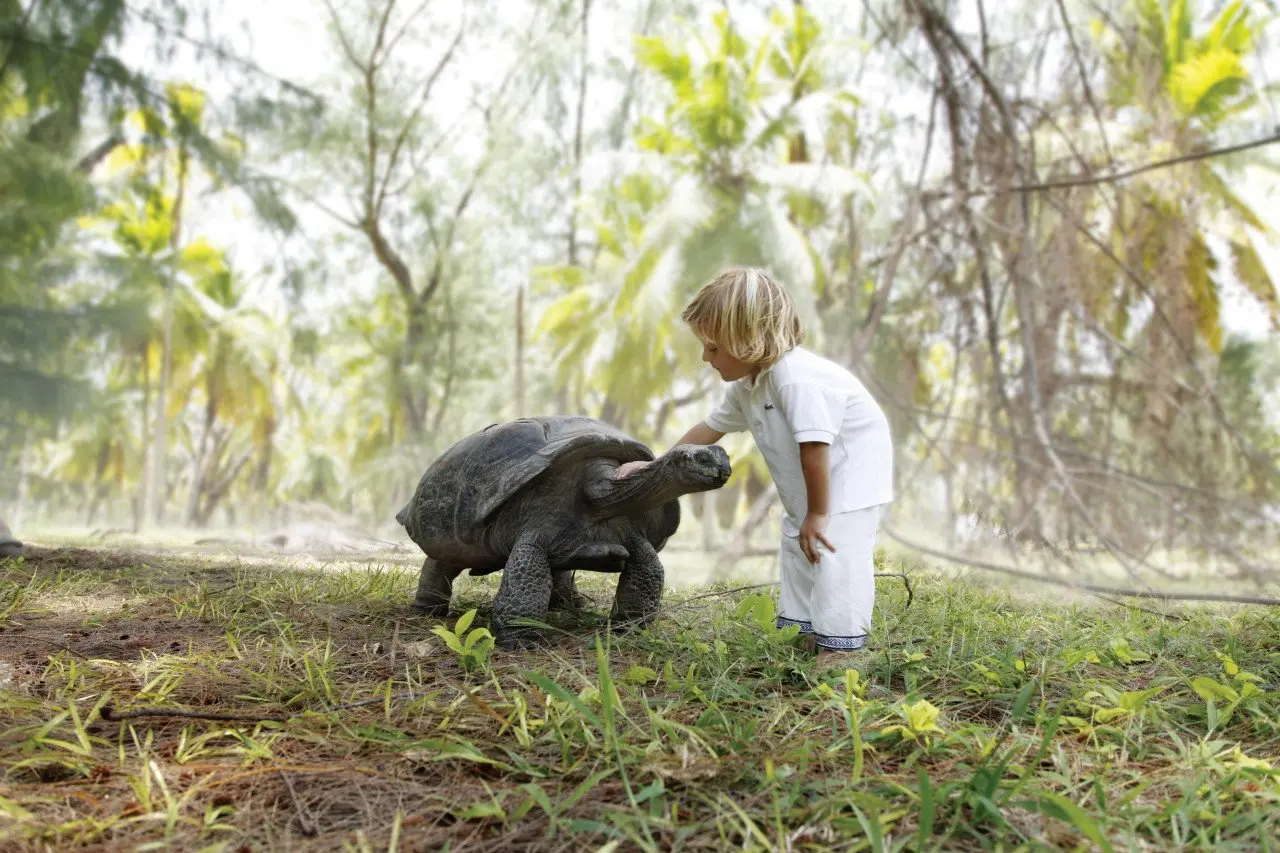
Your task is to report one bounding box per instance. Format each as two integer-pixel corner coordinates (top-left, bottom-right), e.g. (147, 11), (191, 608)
(1093, 0), (1279, 355)
(166, 241), (290, 527)
(535, 8), (864, 525)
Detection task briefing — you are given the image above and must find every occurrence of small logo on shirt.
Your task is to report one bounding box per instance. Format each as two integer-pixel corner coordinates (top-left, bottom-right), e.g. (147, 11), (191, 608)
(764, 403), (775, 410)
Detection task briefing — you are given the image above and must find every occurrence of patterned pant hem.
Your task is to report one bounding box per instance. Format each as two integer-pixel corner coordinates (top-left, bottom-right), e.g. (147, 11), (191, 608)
(813, 633), (868, 651)
(776, 615), (813, 633)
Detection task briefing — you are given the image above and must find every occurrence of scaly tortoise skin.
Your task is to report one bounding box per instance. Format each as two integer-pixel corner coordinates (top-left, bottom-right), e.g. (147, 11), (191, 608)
(396, 416), (731, 649)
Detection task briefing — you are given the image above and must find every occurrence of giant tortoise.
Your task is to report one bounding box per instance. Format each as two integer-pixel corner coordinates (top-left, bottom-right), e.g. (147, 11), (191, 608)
(396, 416), (731, 648)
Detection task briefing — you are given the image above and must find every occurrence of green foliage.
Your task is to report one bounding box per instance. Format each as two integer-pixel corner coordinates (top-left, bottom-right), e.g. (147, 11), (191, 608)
(4, 549), (1280, 849)
(533, 6), (862, 537)
(430, 608), (495, 672)
(1090, 0), (1280, 354)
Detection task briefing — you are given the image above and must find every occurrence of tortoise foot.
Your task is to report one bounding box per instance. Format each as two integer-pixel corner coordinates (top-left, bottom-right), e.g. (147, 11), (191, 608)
(411, 602), (450, 619)
(412, 557), (460, 619)
(495, 629), (550, 652)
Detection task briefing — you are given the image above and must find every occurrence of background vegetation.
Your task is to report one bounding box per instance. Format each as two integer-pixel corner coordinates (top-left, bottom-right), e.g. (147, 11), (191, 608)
(4, 0), (1280, 849)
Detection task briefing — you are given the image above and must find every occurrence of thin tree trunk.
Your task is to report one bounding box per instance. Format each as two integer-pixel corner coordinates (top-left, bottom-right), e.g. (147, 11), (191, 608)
(149, 143), (189, 526)
(567, 0), (592, 266)
(432, 284), (458, 435)
(135, 345), (151, 532)
(515, 283), (525, 416)
(13, 432), (31, 533)
(184, 390), (216, 526)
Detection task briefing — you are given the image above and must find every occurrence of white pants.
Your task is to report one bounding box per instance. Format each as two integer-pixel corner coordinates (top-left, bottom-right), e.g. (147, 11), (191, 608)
(776, 505), (884, 650)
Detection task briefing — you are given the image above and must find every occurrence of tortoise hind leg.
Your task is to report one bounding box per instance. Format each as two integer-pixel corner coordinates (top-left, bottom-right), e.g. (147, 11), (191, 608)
(412, 557), (462, 617)
(492, 535), (552, 650)
(549, 571), (591, 612)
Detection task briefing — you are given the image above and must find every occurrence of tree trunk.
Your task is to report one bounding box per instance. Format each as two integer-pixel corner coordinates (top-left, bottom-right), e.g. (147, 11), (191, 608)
(195, 446), (255, 527)
(13, 433), (31, 533)
(183, 396), (216, 527)
(135, 345), (151, 533)
(149, 142), (189, 526)
(149, 282), (174, 526)
(399, 304), (430, 438)
(567, 0), (592, 266)
(515, 283), (526, 416)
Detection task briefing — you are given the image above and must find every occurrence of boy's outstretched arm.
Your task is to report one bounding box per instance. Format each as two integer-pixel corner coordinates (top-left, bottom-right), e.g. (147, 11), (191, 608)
(675, 421), (726, 446)
(615, 422), (725, 479)
(797, 441), (835, 564)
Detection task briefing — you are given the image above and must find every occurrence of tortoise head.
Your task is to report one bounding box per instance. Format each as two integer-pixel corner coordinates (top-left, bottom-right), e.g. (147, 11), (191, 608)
(585, 443), (732, 519)
(661, 444), (733, 494)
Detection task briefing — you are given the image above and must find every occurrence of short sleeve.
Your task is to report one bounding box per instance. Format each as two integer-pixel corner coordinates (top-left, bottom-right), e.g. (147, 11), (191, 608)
(777, 381), (846, 444)
(704, 382), (748, 433)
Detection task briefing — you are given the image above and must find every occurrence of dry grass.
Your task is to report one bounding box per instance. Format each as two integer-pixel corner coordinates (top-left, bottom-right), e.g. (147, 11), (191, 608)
(2, 542), (1279, 852)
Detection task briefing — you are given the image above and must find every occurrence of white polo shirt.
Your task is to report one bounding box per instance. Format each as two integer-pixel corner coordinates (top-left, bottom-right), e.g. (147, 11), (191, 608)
(704, 347), (894, 537)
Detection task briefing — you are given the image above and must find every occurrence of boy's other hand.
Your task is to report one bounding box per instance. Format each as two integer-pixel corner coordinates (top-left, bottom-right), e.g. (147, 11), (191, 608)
(614, 460), (651, 479)
(798, 512), (835, 564)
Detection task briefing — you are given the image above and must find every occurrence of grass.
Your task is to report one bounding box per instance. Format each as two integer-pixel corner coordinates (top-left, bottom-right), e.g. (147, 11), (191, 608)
(1, 543), (1279, 851)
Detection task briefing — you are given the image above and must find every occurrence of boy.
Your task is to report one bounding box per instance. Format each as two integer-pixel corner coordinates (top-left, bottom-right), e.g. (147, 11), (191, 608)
(616, 267), (893, 659)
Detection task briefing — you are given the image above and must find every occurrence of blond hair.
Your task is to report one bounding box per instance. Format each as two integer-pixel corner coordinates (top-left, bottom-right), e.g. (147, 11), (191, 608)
(681, 266), (804, 366)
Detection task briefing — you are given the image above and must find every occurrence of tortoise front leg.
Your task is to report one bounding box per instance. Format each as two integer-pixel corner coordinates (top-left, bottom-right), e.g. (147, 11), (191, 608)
(493, 535), (553, 650)
(411, 557), (462, 617)
(610, 534), (664, 629)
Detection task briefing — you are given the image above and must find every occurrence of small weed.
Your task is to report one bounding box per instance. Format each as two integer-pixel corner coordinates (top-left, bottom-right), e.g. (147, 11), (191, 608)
(430, 607), (495, 672)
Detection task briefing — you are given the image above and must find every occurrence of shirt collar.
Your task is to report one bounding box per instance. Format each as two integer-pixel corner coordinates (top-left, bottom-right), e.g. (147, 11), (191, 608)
(742, 347), (795, 390)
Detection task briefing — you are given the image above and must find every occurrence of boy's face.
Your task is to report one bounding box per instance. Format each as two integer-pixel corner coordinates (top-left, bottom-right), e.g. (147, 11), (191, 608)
(700, 339), (755, 382)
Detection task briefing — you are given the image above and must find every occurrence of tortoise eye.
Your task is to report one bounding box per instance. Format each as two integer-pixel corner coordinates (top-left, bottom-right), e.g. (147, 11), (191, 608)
(694, 450), (713, 465)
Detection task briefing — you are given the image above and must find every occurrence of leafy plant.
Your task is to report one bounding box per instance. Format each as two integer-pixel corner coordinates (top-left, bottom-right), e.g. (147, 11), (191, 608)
(881, 699), (945, 744)
(430, 609), (495, 673)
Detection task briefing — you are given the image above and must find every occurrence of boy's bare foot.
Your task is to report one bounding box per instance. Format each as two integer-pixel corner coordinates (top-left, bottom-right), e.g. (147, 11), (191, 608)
(802, 634), (816, 654)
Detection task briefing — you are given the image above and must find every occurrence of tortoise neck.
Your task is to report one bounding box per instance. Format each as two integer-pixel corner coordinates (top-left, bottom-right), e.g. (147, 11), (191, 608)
(585, 454), (686, 519)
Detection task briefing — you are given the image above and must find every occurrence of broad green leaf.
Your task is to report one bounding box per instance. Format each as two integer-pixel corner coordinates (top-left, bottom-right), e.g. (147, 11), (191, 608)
(429, 626), (465, 655)
(623, 665), (658, 685)
(1190, 676), (1239, 703)
(903, 699), (943, 735)
(455, 608), (477, 636)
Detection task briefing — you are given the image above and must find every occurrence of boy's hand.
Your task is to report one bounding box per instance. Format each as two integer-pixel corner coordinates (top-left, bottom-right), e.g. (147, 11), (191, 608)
(614, 460), (651, 479)
(798, 512), (835, 564)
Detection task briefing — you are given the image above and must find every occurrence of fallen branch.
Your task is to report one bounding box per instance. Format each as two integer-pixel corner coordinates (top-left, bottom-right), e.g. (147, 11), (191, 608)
(1091, 593), (1190, 622)
(883, 524), (1280, 606)
(646, 571), (915, 623)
